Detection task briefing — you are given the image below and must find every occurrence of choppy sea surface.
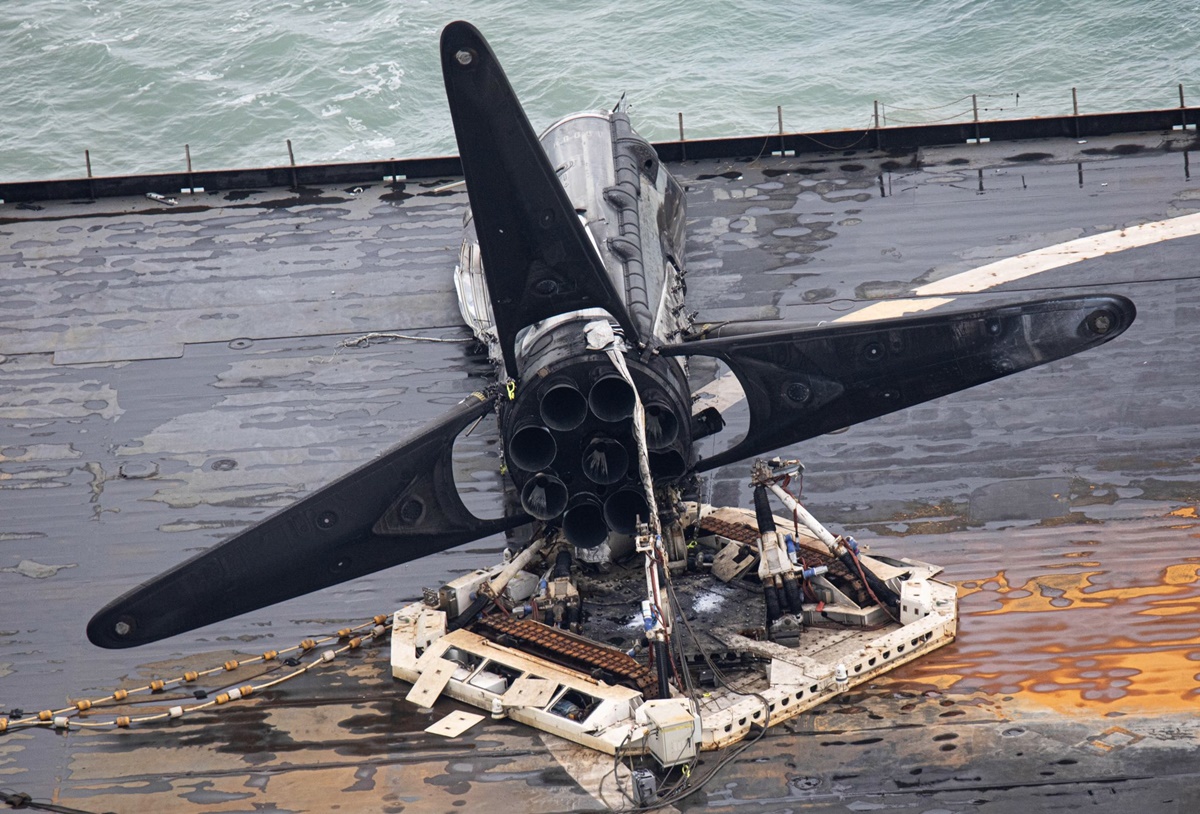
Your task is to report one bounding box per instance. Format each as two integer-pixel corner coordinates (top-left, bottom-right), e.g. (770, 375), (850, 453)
(3, 0), (1198, 181)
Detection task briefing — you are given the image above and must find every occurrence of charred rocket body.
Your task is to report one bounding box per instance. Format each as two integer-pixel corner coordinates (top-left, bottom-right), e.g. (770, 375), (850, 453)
(81, 21), (1135, 785)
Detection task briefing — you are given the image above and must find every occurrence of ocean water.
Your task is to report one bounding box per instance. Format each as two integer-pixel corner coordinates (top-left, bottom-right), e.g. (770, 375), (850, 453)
(2, 0), (1198, 181)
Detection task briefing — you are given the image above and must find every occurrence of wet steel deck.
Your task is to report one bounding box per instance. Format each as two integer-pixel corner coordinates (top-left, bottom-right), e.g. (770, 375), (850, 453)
(2, 128), (1199, 812)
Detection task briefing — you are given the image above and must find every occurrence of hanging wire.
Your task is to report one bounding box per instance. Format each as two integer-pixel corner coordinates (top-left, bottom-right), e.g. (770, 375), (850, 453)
(870, 83), (1188, 128)
(340, 331), (472, 347)
(881, 107), (978, 125)
(881, 94), (976, 114)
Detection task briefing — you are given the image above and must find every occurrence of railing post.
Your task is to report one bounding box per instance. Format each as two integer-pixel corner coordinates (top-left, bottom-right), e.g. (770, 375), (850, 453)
(1072, 87), (1081, 138)
(972, 93), (981, 142)
(185, 144), (194, 194)
(678, 112), (686, 161)
(777, 105), (785, 154)
(873, 100), (882, 150)
(287, 139), (298, 189)
(85, 149), (94, 199)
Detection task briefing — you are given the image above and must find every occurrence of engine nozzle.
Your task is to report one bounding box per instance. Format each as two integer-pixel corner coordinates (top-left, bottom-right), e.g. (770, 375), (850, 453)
(644, 401), (679, 449)
(588, 374), (635, 422)
(648, 448), (686, 478)
(540, 380), (587, 431)
(603, 487), (650, 535)
(562, 492), (607, 549)
(581, 436), (630, 485)
(520, 472), (568, 520)
(508, 423), (556, 472)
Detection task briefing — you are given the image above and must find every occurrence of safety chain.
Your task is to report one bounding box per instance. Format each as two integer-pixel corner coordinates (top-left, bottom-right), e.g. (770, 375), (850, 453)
(0, 614), (392, 735)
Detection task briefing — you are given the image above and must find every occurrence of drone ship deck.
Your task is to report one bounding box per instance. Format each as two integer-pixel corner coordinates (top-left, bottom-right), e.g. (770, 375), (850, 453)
(390, 503), (956, 765)
(2, 121), (1199, 811)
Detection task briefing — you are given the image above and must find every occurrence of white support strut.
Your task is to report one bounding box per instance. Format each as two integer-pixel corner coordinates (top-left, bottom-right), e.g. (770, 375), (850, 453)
(766, 481), (840, 555)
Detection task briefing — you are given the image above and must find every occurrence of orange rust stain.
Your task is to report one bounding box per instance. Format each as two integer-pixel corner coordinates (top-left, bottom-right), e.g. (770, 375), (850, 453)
(1168, 506), (1197, 519)
(955, 571), (1013, 600)
(1043, 560), (1102, 570)
(1138, 605), (1199, 617)
(970, 563), (1200, 615)
(878, 522), (1200, 717)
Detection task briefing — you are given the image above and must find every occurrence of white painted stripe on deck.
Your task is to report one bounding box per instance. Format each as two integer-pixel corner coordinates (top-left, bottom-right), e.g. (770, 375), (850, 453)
(692, 212), (1200, 409)
(916, 211), (1200, 296)
(832, 297), (954, 323)
(833, 211), (1200, 323)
